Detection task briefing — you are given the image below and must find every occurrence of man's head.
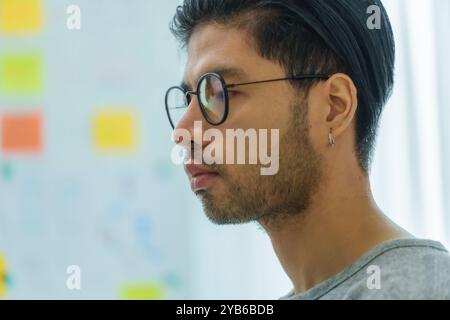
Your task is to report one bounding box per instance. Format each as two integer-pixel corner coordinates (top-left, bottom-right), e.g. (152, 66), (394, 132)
(169, 0), (395, 225)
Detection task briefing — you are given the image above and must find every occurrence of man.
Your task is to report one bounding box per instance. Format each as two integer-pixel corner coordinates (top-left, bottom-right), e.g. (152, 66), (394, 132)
(165, 0), (450, 299)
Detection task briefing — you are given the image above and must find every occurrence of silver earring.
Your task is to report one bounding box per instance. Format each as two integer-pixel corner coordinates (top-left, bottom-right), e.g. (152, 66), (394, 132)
(328, 129), (335, 147)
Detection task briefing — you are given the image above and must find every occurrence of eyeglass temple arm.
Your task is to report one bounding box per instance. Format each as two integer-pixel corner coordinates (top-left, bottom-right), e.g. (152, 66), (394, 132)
(226, 75), (329, 88)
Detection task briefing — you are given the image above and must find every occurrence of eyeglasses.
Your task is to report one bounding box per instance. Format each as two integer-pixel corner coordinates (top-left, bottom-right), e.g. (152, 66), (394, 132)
(165, 72), (329, 129)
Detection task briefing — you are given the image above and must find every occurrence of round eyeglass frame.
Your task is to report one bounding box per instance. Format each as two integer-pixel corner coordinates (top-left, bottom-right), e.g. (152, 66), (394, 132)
(165, 72), (330, 129)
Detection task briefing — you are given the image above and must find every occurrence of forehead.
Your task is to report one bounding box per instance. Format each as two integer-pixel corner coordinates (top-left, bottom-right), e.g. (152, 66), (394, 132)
(182, 24), (278, 87)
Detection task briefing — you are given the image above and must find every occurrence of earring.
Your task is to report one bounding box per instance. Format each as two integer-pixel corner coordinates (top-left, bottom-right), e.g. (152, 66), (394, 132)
(328, 129), (335, 147)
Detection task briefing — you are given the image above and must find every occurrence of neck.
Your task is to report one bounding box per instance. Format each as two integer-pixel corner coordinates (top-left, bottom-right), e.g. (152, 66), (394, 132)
(259, 166), (411, 295)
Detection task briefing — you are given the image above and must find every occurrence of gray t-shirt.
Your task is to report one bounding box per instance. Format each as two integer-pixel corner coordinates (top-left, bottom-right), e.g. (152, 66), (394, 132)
(281, 238), (450, 300)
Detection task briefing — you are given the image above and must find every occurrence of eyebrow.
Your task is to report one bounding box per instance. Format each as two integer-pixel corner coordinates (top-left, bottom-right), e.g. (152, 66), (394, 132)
(181, 66), (248, 91)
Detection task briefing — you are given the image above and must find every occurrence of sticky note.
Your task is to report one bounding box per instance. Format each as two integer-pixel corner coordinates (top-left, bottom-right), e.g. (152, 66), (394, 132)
(1, 113), (43, 153)
(0, 0), (43, 35)
(0, 254), (6, 297)
(120, 282), (166, 300)
(94, 111), (136, 151)
(0, 53), (43, 95)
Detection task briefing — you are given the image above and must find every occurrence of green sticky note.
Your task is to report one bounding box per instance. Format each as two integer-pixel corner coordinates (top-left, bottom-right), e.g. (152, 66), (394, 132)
(0, 53), (43, 96)
(119, 282), (166, 300)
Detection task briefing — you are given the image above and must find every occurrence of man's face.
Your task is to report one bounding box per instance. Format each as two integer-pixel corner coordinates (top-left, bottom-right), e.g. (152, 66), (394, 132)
(177, 24), (324, 225)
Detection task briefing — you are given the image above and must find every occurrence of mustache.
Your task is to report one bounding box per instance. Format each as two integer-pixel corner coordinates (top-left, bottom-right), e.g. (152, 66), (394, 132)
(187, 145), (226, 175)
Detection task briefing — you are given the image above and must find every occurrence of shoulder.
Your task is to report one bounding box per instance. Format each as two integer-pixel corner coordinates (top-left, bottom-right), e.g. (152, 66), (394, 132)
(342, 239), (450, 299)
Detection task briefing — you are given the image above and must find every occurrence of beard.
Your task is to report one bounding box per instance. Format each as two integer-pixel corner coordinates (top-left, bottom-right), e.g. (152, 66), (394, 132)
(195, 96), (323, 227)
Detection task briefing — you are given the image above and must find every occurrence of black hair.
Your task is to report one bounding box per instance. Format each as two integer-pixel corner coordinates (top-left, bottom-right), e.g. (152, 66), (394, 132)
(170, 0), (395, 172)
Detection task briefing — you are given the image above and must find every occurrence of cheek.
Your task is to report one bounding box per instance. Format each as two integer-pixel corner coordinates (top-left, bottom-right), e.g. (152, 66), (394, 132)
(221, 163), (258, 181)
(225, 89), (293, 132)
(307, 99), (328, 152)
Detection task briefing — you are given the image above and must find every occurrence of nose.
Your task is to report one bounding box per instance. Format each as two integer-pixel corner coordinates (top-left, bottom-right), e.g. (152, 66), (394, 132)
(173, 94), (208, 147)
(173, 97), (217, 167)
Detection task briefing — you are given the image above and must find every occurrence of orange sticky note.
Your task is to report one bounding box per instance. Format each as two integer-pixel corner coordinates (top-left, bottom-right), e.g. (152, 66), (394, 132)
(1, 113), (42, 153)
(0, 0), (43, 35)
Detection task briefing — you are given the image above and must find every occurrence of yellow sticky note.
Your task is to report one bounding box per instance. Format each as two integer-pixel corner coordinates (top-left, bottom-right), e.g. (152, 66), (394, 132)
(94, 111), (136, 151)
(0, 0), (42, 35)
(120, 282), (166, 300)
(0, 255), (6, 297)
(0, 53), (43, 95)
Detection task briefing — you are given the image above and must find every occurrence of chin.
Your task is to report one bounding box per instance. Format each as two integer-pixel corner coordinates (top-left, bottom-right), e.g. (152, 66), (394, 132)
(194, 188), (256, 225)
(207, 203), (256, 225)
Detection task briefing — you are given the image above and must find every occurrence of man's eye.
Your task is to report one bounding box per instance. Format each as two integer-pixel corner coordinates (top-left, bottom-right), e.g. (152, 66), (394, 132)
(228, 91), (239, 98)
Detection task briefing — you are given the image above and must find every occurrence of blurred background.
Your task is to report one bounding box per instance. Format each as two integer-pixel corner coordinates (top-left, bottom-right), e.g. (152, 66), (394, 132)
(0, 0), (448, 299)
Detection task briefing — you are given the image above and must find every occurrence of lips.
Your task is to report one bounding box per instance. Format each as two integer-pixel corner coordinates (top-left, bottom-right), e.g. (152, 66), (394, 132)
(185, 164), (220, 192)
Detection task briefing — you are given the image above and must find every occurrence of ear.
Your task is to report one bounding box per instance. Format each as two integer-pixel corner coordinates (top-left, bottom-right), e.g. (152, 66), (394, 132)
(323, 73), (358, 138)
